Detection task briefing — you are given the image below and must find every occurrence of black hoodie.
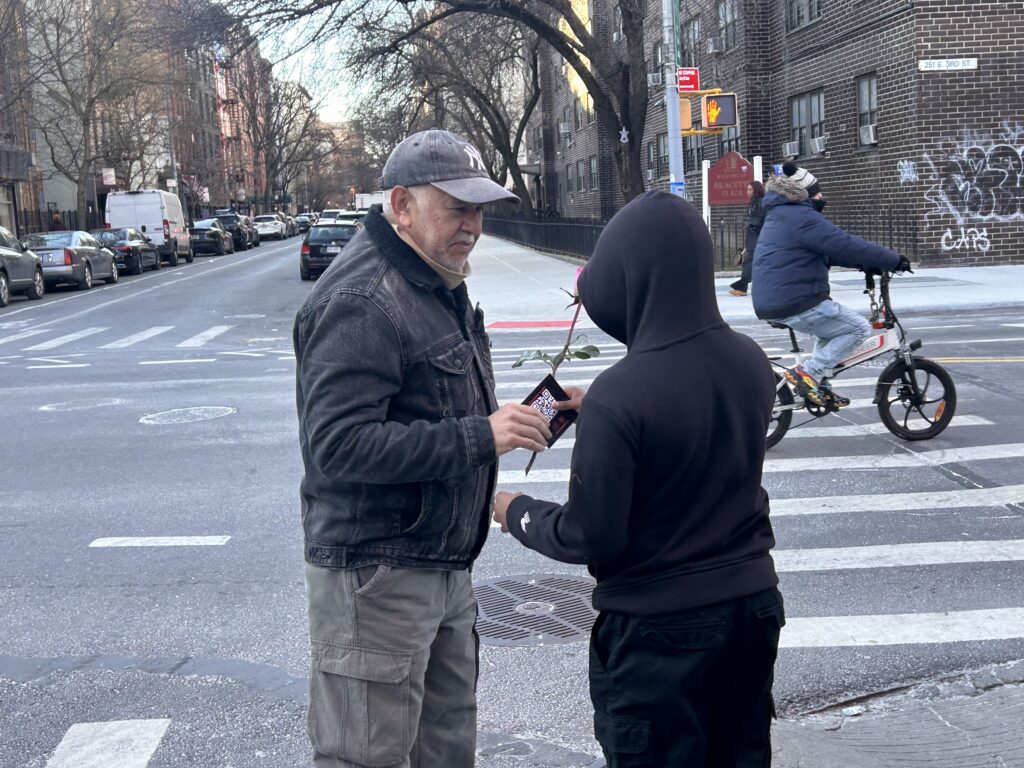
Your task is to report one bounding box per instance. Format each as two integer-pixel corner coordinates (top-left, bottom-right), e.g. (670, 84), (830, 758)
(505, 192), (778, 615)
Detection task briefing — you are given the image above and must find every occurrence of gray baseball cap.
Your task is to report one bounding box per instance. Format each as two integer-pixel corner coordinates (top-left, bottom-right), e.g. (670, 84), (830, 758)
(381, 129), (519, 204)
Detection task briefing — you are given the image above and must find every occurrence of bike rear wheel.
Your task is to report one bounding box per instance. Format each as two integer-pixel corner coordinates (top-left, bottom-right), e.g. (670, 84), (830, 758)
(767, 372), (794, 449)
(876, 357), (956, 440)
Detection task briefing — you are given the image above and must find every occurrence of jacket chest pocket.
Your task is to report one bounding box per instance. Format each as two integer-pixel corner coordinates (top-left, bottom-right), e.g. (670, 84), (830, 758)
(428, 341), (477, 417)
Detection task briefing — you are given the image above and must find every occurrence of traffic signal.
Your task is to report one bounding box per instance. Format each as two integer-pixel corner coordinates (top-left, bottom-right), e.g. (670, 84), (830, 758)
(701, 93), (739, 129)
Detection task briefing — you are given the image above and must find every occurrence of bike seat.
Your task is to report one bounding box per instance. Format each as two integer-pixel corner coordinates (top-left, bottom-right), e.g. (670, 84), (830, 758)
(767, 321), (791, 330)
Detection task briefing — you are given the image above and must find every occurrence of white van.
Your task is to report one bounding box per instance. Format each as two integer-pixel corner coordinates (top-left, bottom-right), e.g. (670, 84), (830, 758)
(105, 190), (192, 265)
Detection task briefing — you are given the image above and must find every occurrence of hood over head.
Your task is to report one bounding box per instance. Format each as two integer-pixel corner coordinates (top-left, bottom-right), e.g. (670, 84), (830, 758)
(765, 175), (810, 205)
(577, 191), (723, 350)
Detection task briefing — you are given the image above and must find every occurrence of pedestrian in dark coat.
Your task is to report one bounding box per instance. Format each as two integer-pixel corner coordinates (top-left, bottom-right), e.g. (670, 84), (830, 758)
(752, 172), (908, 406)
(48, 213), (64, 231)
(493, 191), (784, 767)
(729, 180), (765, 295)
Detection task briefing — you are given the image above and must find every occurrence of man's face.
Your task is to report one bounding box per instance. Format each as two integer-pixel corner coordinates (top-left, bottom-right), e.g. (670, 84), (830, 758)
(394, 185), (484, 271)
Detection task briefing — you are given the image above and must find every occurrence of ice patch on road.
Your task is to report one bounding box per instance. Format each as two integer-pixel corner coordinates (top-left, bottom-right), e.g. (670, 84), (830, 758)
(139, 406), (237, 424)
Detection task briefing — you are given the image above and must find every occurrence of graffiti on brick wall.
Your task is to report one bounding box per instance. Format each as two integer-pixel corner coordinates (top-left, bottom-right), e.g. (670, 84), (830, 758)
(900, 122), (1024, 230)
(941, 226), (990, 253)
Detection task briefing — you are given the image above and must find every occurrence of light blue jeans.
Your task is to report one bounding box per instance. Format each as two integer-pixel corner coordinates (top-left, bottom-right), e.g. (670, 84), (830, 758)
(776, 299), (871, 382)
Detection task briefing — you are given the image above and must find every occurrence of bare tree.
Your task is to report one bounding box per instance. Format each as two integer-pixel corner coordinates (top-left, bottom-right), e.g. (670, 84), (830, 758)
(226, 0), (650, 202)
(20, 0), (169, 222)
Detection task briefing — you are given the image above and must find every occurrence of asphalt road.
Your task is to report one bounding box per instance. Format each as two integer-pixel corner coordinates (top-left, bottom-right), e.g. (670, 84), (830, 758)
(1, 237), (1022, 767)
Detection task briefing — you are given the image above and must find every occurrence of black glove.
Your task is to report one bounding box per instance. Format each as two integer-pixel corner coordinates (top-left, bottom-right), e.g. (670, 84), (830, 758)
(894, 256), (913, 274)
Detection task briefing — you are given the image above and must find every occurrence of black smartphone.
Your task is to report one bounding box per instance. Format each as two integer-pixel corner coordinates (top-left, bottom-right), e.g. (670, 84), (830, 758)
(521, 374), (578, 447)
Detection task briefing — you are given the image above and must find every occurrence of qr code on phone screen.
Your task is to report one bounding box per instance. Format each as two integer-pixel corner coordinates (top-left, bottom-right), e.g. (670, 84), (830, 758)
(530, 389), (559, 420)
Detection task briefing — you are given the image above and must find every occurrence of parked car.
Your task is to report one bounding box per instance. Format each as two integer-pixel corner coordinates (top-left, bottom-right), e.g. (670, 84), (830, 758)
(0, 225), (44, 307)
(22, 231), (118, 290)
(318, 209), (342, 224)
(240, 216), (260, 247)
(90, 227), (160, 275)
(212, 212), (252, 251)
(190, 219), (235, 255)
(300, 222), (359, 280)
(105, 189), (193, 266)
(294, 213), (314, 233)
(253, 214), (287, 240)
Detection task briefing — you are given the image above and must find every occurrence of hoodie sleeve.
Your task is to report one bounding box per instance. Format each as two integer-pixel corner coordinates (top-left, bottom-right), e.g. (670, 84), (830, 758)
(505, 399), (637, 565)
(798, 213), (900, 273)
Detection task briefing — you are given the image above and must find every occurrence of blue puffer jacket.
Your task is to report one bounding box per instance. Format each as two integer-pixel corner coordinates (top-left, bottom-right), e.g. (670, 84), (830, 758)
(751, 176), (900, 320)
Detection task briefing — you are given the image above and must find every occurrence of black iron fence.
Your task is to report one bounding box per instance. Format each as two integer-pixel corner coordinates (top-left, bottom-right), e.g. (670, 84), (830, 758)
(483, 214), (605, 260)
(16, 208), (103, 237)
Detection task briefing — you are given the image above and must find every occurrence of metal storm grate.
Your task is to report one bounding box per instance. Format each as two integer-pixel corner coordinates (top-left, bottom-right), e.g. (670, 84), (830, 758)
(473, 574), (597, 646)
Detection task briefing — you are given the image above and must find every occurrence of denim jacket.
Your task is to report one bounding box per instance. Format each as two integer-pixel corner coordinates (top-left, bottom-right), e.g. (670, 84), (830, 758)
(293, 208), (498, 569)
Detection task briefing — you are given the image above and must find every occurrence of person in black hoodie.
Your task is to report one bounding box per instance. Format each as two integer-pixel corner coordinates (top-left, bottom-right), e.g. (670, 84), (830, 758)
(492, 191), (784, 767)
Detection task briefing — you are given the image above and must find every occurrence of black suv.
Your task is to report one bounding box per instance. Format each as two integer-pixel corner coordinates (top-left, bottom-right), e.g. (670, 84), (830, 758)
(213, 213), (250, 251)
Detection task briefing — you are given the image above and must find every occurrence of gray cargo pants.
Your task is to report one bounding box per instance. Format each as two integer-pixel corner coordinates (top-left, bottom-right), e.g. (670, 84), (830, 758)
(306, 563), (478, 768)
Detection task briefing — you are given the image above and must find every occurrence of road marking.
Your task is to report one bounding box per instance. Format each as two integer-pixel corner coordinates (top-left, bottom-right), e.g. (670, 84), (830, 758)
(89, 536), (231, 547)
(931, 337), (1024, 344)
(221, 351), (266, 357)
(138, 358), (217, 365)
(26, 363), (91, 369)
(23, 327), (109, 351)
(0, 328), (48, 345)
(914, 324), (975, 330)
(497, 442), (1024, 484)
(176, 325), (233, 347)
(773, 482), (1024, 516)
(1002, 323), (1024, 328)
(775, 539), (1024, 571)
(100, 326), (175, 348)
(45, 718), (170, 768)
(933, 357), (1024, 363)
(781, 607), (1024, 648)
(490, 342), (625, 354)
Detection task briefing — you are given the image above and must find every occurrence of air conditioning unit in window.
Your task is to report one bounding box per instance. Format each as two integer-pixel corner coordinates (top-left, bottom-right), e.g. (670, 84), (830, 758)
(859, 124), (878, 145)
(810, 135), (828, 154)
(781, 140), (800, 157)
(558, 122), (572, 135)
(646, 169), (656, 181)
(707, 38), (723, 54)
(647, 72), (663, 87)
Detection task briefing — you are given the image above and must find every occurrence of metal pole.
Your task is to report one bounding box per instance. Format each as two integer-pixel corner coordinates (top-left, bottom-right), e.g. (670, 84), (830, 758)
(701, 159), (710, 227)
(753, 154), (763, 184)
(662, 0), (683, 183)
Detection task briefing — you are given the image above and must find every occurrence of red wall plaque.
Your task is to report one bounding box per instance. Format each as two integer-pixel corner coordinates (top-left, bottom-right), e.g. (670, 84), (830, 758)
(707, 151), (755, 206)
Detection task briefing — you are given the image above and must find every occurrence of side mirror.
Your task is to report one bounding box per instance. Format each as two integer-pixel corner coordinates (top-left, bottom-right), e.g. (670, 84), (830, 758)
(140, 225), (147, 232)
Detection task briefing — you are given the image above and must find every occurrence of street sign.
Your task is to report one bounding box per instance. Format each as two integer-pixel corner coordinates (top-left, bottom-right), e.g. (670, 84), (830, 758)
(676, 67), (700, 93)
(670, 181), (686, 199)
(101, 167), (116, 186)
(707, 151), (754, 206)
(918, 58), (977, 71)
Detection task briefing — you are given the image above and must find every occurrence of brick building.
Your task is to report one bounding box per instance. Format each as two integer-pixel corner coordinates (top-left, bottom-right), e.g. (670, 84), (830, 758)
(534, 0), (1024, 264)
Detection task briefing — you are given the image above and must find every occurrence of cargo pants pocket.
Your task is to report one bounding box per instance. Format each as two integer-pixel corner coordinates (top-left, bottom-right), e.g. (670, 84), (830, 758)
(310, 642), (413, 767)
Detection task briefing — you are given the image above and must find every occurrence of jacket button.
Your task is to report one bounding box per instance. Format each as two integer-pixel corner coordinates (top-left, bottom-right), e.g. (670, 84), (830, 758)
(453, 358), (463, 367)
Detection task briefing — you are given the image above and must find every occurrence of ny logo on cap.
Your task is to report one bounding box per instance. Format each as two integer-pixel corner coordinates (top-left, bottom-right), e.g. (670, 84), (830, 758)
(463, 144), (485, 172)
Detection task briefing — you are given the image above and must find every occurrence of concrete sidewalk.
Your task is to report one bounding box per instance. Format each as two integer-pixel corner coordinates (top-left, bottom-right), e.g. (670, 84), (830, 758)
(469, 234), (1024, 328)
(471, 233), (1024, 767)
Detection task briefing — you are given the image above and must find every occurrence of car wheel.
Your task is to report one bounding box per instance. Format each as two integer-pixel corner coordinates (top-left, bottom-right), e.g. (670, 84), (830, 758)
(78, 263), (93, 290)
(106, 261), (119, 284)
(131, 254), (144, 275)
(25, 268), (45, 300)
(0, 270), (10, 307)
(153, 252), (162, 270)
(166, 243), (179, 267)
(185, 246), (194, 264)
(300, 267), (311, 281)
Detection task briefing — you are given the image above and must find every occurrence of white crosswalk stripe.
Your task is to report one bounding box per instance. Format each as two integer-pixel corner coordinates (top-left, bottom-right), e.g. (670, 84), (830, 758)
(23, 327), (109, 351)
(0, 328), (48, 345)
(100, 326), (175, 348)
(176, 325), (234, 347)
(45, 719), (170, 768)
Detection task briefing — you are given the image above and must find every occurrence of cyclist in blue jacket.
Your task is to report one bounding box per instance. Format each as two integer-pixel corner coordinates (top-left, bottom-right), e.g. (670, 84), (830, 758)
(752, 166), (910, 405)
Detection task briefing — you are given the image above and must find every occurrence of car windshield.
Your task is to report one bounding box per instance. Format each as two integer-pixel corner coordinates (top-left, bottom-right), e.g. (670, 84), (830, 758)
(23, 232), (72, 248)
(194, 219), (217, 228)
(216, 215), (240, 225)
(254, 215), (276, 222)
(320, 210), (340, 218)
(310, 225), (357, 243)
(93, 229), (129, 243)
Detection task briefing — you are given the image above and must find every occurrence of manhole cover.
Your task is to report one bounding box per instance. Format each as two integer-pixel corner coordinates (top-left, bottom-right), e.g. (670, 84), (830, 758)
(39, 397), (126, 412)
(139, 406), (237, 425)
(473, 574), (596, 646)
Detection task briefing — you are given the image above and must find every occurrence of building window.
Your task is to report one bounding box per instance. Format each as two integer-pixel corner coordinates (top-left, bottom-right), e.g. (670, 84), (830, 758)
(717, 0), (737, 50)
(646, 142), (656, 172)
(721, 125), (741, 154)
(574, 97), (585, 129)
(786, 0), (822, 32)
(613, 5), (623, 41)
(589, 156), (599, 189)
(586, 94), (595, 124)
(657, 133), (669, 178)
(561, 105), (573, 144)
(789, 89), (825, 157)
(566, 164), (572, 195)
(653, 41), (664, 70)
(857, 72), (879, 146)
(576, 159), (587, 191)
(685, 121), (703, 173)
(681, 17), (700, 67)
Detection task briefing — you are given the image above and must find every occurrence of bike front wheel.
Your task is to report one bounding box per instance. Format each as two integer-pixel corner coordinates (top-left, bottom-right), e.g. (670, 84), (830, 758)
(876, 357), (956, 440)
(767, 372), (794, 449)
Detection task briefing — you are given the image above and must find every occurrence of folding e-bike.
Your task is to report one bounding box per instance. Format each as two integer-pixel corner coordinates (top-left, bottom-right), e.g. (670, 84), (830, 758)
(766, 271), (957, 449)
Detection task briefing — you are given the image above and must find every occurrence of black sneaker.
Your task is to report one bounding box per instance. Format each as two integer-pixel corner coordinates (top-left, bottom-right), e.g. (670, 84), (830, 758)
(784, 365), (825, 406)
